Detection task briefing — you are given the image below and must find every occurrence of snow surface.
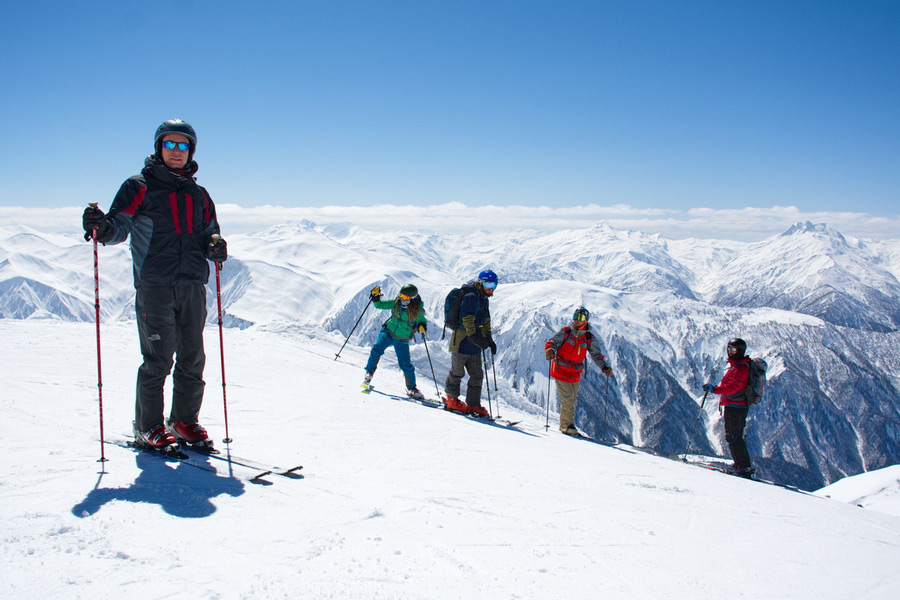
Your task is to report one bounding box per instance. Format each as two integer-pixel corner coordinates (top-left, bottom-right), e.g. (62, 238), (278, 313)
(3, 319), (900, 599)
(3, 221), (900, 491)
(815, 465), (900, 517)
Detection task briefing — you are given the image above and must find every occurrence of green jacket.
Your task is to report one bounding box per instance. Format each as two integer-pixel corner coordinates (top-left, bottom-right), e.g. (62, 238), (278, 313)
(374, 299), (427, 341)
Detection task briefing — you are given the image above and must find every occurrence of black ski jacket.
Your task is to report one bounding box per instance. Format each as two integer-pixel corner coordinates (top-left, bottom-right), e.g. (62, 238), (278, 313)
(102, 155), (221, 289)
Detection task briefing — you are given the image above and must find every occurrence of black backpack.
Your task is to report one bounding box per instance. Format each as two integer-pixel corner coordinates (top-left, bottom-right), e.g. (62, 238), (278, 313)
(744, 357), (768, 406)
(442, 284), (474, 339)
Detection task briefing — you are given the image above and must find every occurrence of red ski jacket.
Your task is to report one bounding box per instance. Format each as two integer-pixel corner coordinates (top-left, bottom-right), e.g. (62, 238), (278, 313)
(545, 324), (609, 383)
(713, 356), (751, 407)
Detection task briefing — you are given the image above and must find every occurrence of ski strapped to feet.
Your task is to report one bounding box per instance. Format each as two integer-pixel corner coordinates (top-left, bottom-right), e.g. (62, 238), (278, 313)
(675, 453), (810, 493)
(362, 385), (444, 409)
(125, 438), (189, 460)
(185, 445), (304, 480)
(110, 438), (303, 484)
(443, 405), (522, 428)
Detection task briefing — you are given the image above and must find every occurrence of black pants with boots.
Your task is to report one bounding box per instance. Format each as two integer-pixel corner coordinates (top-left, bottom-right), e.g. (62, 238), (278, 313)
(724, 406), (751, 470)
(134, 284), (207, 431)
(445, 352), (484, 406)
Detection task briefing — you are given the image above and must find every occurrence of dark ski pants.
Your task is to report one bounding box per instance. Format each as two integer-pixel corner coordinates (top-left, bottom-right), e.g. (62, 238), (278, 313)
(365, 329), (417, 389)
(724, 406), (752, 470)
(134, 284), (207, 432)
(445, 351), (483, 406)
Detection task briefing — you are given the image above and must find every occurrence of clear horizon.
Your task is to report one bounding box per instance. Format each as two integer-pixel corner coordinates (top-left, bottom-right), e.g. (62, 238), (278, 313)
(1, 1), (897, 239)
(2, 202), (898, 242)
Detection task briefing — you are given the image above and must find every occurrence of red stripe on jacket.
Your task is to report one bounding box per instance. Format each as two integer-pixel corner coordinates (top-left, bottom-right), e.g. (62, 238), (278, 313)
(168, 192), (181, 234)
(185, 194), (194, 233)
(121, 185), (147, 215)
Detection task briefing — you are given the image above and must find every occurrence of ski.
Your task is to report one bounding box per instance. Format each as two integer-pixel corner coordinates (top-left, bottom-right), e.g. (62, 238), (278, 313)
(114, 439), (272, 483)
(178, 439), (221, 455)
(443, 406), (522, 428)
(109, 439), (299, 485)
(125, 439), (189, 460)
(677, 454), (809, 493)
(703, 462), (756, 479)
(559, 430), (615, 445)
(183, 445), (304, 479)
(363, 385), (444, 409)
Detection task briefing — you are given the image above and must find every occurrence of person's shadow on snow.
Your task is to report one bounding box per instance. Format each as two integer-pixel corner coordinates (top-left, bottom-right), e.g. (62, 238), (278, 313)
(72, 452), (244, 519)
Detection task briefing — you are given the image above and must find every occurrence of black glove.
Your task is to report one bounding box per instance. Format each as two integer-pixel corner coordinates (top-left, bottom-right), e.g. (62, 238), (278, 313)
(82, 206), (112, 242)
(602, 365), (613, 377)
(370, 286), (382, 301)
(206, 236), (228, 262)
(488, 336), (497, 355)
(471, 332), (491, 350)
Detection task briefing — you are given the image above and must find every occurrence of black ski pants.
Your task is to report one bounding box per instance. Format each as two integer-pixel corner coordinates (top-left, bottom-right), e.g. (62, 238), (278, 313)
(724, 406), (752, 470)
(445, 351), (484, 406)
(134, 284), (207, 431)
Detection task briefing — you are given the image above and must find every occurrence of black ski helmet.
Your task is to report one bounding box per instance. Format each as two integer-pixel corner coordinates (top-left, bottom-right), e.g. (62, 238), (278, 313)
(727, 338), (747, 357)
(154, 119), (197, 161)
(573, 306), (590, 322)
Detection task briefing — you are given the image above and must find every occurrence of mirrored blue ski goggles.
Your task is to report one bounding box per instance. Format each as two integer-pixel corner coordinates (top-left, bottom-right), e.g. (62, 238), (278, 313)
(482, 281), (497, 290)
(162, 140), (191, 151)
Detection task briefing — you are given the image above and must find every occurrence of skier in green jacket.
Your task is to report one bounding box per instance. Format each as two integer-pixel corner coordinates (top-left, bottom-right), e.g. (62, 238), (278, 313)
(363, 284), (428, 399)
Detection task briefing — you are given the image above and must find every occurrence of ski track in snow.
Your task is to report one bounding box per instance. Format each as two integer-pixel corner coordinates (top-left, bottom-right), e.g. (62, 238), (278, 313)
(2, 319), (900, 599)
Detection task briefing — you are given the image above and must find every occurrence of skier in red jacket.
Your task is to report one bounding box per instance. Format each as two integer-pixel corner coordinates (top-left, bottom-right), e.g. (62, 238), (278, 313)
(704, 338), (753, 477)
(544, 307), (612, 436)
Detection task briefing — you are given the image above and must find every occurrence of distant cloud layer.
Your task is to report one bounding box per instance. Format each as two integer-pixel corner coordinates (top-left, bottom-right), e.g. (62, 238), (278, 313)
(4, 203), (897, 242)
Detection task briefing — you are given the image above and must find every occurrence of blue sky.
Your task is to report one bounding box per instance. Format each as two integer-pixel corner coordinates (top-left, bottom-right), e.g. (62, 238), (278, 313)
(1, 1), (898, 238)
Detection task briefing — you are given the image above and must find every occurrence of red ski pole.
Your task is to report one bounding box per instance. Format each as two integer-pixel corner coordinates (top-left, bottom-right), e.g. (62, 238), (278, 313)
(212, 235), (232, 444)
(89, 203), (108, 463)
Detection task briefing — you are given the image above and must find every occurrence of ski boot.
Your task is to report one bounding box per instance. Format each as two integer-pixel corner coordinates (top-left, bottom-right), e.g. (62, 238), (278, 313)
(407, 387), (425, 400)
(443, 395), (467, 413)
(465, 404), (490, 418)
(361, 371), (375, 393)
(560, 425), (582, 437)
(167, 420), (217, 453)
(133, 422), (183, 457)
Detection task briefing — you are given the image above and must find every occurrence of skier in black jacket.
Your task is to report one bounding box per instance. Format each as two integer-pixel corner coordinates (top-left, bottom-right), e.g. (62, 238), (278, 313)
(82, 119), (227, 452)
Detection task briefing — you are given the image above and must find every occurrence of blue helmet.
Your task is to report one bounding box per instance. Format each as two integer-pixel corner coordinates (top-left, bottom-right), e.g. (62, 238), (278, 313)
(477, 270), (498, 285)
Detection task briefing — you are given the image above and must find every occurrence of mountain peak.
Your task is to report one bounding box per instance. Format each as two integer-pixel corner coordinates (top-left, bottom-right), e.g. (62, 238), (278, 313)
(781, 221), (845, 242)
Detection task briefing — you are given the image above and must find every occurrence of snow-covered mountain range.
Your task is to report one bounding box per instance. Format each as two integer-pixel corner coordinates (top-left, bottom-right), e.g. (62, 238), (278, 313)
(3, 220), (899, 490)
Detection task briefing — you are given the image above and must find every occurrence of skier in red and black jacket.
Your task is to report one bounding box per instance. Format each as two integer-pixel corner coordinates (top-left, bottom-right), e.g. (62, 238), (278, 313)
(82, 119), (227, 453)
(704, 338), (753, 476)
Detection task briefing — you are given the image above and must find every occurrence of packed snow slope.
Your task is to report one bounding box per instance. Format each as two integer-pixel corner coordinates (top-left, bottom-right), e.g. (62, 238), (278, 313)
(2, 320), (900, 600)
(815, 464), (900, 517)
(2, 220), (900, 491)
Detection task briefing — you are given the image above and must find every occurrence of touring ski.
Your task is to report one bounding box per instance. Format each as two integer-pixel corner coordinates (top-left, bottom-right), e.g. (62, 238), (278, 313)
(109, 438), (301, 484)
(183, 445), (304, 479)
(363, 385), (444, 409)
(443, 406), (522, 428)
